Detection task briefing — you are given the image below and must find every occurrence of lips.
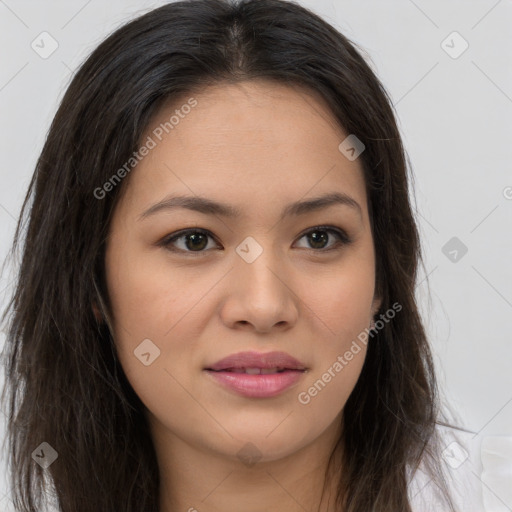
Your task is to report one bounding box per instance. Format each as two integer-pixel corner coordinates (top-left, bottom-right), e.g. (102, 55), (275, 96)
(204, 351), (308, 398)
(205, 350), (307, 373)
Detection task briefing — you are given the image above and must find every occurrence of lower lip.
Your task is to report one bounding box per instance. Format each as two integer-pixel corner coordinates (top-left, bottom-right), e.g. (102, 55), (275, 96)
(204, 370), (305, 398)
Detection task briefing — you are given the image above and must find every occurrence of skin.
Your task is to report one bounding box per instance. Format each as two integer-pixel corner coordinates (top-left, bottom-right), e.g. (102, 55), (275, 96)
(104, 80), (381, 512)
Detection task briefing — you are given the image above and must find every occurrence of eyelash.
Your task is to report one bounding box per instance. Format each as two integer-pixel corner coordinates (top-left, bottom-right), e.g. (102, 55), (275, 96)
(159, 225), (352, 256)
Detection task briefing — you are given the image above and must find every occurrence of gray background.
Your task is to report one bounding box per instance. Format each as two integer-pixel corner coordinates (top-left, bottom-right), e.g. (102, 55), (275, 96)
(0, 0), (511, 509)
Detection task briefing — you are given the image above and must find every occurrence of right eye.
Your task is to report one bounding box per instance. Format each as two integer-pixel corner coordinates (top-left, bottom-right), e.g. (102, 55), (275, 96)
(160, 229), (220, 254)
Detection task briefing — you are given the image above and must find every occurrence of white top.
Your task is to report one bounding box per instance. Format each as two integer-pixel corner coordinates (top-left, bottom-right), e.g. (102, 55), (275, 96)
(408, 424), (488, 512)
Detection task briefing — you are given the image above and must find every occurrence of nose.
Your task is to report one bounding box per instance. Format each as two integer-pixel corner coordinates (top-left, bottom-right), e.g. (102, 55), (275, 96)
(219, 249), (299, 334)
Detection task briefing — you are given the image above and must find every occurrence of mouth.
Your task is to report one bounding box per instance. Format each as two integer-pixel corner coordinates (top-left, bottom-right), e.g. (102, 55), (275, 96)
(203, 351), (308, 398)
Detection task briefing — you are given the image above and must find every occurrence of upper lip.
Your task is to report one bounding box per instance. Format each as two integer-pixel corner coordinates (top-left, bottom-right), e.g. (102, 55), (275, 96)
(205, 351), (307, 371)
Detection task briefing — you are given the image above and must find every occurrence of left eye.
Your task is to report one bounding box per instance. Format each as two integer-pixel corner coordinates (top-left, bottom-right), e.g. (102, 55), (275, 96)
(161, 226), (350, 254)
(295, 227), (350, 251)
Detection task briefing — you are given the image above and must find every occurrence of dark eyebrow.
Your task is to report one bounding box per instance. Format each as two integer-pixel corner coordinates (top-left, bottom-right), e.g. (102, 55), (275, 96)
(138, 192), (362, 222)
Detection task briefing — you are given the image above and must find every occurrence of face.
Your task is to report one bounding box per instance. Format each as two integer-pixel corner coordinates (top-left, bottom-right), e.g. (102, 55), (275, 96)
(104, 80), (381, 465)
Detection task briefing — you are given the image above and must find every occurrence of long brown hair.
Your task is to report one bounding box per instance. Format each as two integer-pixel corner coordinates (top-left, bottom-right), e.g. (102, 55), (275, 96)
(1, 0), (470, 510)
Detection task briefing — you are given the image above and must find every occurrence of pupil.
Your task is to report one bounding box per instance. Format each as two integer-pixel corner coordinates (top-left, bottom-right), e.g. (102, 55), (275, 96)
(186, 233), (207, 251)
(309, 230), (328, 249)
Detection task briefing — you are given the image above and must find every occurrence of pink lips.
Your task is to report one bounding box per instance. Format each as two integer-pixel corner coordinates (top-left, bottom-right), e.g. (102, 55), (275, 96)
(204, 350), (307, 398)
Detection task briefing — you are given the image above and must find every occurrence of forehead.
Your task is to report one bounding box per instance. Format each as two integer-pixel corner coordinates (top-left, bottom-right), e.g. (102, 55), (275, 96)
(117, 80), (368, 221)
(155, 80), (348, 152)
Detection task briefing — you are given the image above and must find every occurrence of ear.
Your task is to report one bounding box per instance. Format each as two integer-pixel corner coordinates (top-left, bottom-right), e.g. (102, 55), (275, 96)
(371, 295), (382, 317)
(92, 301), (103, 322)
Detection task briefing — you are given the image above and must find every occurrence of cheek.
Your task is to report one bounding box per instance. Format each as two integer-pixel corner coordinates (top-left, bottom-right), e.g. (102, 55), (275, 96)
(105, 236), (207, 341)
(107, 276), (220, 391)
(106, 267), (209, 437)
(295, 288), (370, 427)
(104, 239), (193, 396)
(296, 255), (376, 342)
(298, 347), (367, 408)
(291, 251), (374, 413)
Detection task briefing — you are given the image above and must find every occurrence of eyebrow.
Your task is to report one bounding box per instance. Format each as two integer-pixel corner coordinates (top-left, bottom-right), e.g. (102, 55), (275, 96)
(138, 192), (362, 222)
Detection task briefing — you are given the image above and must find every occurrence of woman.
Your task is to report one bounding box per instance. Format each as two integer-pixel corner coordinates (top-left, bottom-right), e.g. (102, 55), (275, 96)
(0, 0), (474, 510)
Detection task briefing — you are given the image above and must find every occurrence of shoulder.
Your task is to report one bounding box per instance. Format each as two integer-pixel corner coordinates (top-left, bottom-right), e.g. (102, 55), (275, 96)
(408, 423), (485, 512)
